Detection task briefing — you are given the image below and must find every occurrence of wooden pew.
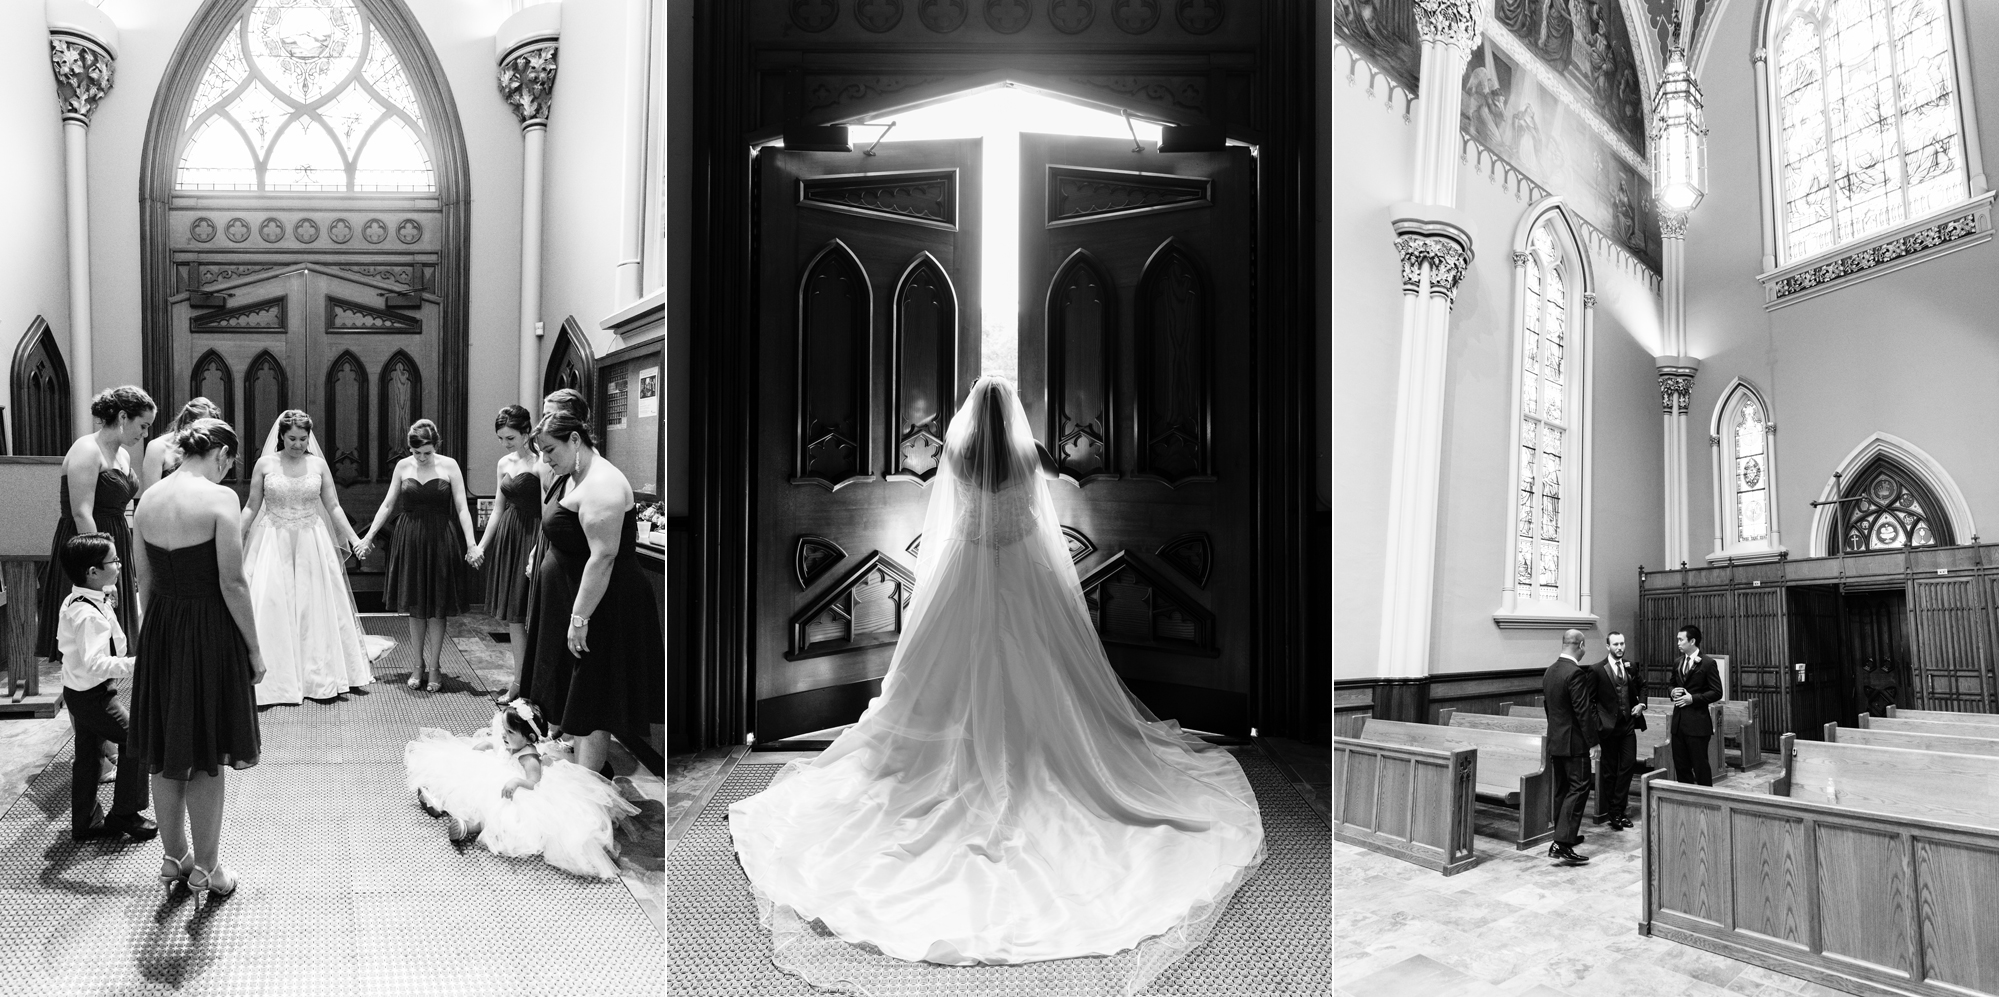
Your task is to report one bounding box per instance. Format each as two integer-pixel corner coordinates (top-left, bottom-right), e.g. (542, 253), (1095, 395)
(1822, 721), (2000, 757)
(1510, 703), (1721, 783)
(1648, 697), (1762, 770)
(1857, 714), (2000, 741)
(1640, 738), (1999, 997)
(1333, 736), (1479, 875)
(1355, 719), (1554, 851)
(1438, 709), (1605, 786)
(1885, 705), (2000, 725)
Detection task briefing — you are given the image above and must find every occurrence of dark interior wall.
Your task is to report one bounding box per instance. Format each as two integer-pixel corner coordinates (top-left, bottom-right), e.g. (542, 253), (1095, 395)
(683, 0), (1322, 750)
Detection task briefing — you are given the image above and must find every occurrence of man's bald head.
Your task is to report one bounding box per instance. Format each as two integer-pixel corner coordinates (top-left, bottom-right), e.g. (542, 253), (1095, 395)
(1562, 629), (1586, 653)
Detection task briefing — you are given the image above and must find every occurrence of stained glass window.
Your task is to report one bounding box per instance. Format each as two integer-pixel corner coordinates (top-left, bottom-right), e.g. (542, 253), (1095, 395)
(1732, 396), (1769, 542)
(1775, 0), (1965, 261)
(176, 0), (434, 192)
(1516, 223), (1571, 602)
(1838, 460), (1950, 552)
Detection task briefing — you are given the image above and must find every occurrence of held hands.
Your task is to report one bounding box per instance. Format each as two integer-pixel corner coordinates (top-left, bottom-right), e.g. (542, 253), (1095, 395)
(464, 546), (485, 568)
(350, 537), (373, 560)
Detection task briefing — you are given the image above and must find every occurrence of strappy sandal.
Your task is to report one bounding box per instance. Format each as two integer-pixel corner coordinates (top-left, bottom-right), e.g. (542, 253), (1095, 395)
(406, 671), (423, 690)
(159, 850), (193, 889)
(188, 865), (237, 898)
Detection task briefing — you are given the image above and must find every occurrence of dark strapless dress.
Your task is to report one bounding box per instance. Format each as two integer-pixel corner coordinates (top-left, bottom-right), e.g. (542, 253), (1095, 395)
(36, 468), (138, 660)
(385, 477), (468, 618)
(520, 476), (663, 738)
(130, 539), (259, 779)
(483, 472), (542, 624)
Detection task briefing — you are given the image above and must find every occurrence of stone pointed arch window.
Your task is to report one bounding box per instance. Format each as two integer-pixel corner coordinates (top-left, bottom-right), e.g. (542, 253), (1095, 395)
(1708, 381), (1786, 562)
(1768, 0), (1979, 263)
(1834, 457), (1954, 553)
(1496, 204), (1598, 629)
(176, 0), (435, 192)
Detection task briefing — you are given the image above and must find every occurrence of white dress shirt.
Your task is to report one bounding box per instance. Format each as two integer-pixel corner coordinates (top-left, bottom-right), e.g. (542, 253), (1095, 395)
(58, 586), (134, 691)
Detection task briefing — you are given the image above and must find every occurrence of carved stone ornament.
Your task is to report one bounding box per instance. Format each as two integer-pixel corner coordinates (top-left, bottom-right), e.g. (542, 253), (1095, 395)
(1049, 0), (1095, 32)
(804, 75), (951, 112)
(1394, 234), (1472, 298)
(224, 218), (252, 243)
(294, 218), (320, 243)
(362, 218), (388, 244)
(855, 0), (904, 31)
(1175, 0), (1223, 33)
(327, 218), (353, 243)
(801, 170), (957, 228)
(919, 0), (968, 30)
(1411, 0), (1481, 49)
(985, 0), (1033, 33)
(50, 38), (114, 124)
(497, 44), (558, 126)
(397, 219), (423, 244)
(259, 217), (287, 243)
(1581, 290), (1597, 307)
(1511, 250), (1531, 267)
(190, 217), (216, 243)
(1069, 75), (1204, 112)
(1658, 210), (1690, 239)
(1656, 366), (1697, 415)
(792, 0), (840, 31)
(1111, 0), (1160, 32)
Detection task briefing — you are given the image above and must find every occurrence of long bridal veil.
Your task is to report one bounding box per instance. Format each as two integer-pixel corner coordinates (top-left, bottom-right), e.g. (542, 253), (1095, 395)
(728, 376), (1265, 996)
(249, 417), (395, 666)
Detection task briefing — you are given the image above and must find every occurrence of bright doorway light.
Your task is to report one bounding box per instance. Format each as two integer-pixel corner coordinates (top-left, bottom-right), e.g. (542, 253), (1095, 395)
(856, 87), (1164, 381)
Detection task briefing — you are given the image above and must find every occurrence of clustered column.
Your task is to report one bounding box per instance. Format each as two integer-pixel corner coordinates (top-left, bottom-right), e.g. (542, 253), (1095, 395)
(48, 2), (118, 433)
(497, 4), (561, 406)
(1655, 213), (1699, 568)
(1376, 0), (1488, 682)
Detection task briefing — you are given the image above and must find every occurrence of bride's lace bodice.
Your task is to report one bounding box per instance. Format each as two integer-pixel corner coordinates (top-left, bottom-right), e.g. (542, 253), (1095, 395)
(949, 477), (1039, 549)
(261, 471), (324, 529)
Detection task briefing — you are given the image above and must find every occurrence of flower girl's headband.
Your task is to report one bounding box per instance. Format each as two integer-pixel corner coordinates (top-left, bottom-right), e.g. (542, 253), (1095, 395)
(503, 699), (547, 741)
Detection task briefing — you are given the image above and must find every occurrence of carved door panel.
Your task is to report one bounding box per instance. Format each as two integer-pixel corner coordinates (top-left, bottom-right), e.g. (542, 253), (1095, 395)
(169, 264), (440, 547)
(752, 139), (981, 742)
(1908, 576), (1999, 712)
(1016, 134), (1255, 736)
(1843, 590), (1911, 717)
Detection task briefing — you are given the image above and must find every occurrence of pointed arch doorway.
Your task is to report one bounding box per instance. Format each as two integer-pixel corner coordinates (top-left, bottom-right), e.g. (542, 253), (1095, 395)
(749, 81), (1257, 743)
(139, 0), (471, 563)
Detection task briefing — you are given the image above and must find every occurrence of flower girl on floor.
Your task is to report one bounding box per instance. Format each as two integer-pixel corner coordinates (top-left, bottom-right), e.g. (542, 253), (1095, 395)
(403, 700), (637, 878)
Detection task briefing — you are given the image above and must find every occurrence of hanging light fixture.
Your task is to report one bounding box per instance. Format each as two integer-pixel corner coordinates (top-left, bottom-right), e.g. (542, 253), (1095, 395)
(1651, 45), (1708, 214)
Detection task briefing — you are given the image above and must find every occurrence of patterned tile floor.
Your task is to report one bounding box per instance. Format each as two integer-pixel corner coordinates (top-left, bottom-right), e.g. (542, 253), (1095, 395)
(1333, 761), (1861, 997)
(0, 614), (664, 996)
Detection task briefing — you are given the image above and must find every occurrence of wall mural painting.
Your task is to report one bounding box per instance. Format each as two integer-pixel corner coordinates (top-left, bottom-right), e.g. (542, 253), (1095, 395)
(1333, 0), (1422, 93)
(1490, 0), (1647, 148)
(1461, 41), (1662, 270)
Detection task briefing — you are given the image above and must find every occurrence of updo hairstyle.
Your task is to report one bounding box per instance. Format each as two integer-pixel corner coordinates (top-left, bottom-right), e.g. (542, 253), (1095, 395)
(91, 386), (157, 425)
(277, 409), (314, 437)
(406, 419), (442, 451)
(542, 387), (591, 423)
(175, 418), (239, 462)
(172, 397), (221, 432)
(495, 404), (534, 435)
(534, 412), (596, 451)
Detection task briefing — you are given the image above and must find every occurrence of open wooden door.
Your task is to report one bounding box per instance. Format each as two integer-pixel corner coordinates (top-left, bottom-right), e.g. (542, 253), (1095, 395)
(1016, 134), (1255, 736)
(751, 138), (981, 742)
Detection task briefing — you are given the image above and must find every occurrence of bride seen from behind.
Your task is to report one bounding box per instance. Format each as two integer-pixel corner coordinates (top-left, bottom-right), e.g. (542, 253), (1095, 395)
(240, 410), (394, 706)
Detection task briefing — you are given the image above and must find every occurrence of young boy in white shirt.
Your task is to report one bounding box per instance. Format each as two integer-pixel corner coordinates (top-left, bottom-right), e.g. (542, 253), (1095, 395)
(58, 533), (155, 843)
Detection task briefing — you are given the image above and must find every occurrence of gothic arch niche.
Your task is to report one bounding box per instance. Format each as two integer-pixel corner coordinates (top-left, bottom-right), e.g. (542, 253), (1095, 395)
(243, 349), (290, 481)
(543, 317), (597, 406)
(1045, 248), (1115, 484)
(189, 348), (237, 428)
(10, 318), (71, 456)
(140, 0), (471, 457)
(377, 348), (422, 469)
(324, 350), (369, 485)
(1809, 433), (1978, 556)
(1133, 239), (1211, 486)
(888, 252), (958, 483)
(795, 240), (872, 490)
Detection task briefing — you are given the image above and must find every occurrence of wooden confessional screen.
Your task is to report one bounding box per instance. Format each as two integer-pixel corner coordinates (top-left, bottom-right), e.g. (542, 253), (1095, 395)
(169, 263), (440, 526)
(1016, 134), (1255, 736)
(752, 138), (982, 742)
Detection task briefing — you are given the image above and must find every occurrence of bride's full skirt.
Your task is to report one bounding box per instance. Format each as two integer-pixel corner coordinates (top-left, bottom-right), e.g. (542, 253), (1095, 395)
(727, 533), (1265, 986)
(245, 519), (393, 705)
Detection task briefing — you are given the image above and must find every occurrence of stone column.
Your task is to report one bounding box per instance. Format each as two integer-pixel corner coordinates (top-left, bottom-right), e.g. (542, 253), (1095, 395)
(47, 1), (117, 433)
(497, 4), (561, 406)
(1375, 0), (1487, 685)
(1655, 355), (1699, 567)
(614, 0), (653, 305)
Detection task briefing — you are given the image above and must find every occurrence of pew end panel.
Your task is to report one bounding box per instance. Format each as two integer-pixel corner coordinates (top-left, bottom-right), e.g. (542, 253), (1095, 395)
(1333, 736), (1481, 876)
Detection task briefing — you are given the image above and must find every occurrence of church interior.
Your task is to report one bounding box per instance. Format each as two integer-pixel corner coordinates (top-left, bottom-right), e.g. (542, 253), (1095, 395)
(0, 0), (667, 994)
(1334, 0), (1998, 994)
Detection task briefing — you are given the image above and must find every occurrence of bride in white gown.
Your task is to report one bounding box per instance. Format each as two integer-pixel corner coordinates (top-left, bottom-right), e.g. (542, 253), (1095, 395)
(728, 377), (1264, 995)
(241, 410), (394, 706)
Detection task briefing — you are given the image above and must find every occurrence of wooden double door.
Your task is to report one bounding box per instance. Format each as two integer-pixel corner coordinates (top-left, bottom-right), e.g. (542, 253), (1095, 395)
(751, 133), (1256, 742)
(169, 263), (440, 544)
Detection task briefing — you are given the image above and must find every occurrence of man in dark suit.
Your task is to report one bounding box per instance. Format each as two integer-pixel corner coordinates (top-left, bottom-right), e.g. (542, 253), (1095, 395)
(1669, 624), (1724, 787)
(1542, 629), (1600, 864)
(1590, 630), (1645, 828)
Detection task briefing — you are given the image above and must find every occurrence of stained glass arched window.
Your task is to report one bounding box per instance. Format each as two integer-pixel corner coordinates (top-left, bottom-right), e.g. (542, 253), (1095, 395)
(1773, 0), (1967, 261)
(1733, 396), (1769, 541)
(1514, 223), (1573, 603)
(1835, 458), (1953, 552)
(176, 0), (434, 192)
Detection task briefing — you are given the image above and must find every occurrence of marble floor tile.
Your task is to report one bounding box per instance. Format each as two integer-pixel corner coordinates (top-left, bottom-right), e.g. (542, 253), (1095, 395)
(1346, 954), (1514, 997)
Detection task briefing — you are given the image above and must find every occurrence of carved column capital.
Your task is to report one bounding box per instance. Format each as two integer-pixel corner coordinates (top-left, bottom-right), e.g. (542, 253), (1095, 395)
(1656, 365), (1698, 415)
(1412, 0), (1483, 49)
(1752, 47), (1769, 64)
(1581, 291), (1598, 307)
(1658, 209), (1690, 239)
(1511, 250), (1531, 267)
(1396, 234), (1472, 298)
(50, 37), (114, 125)
(498, 43), (559, 127)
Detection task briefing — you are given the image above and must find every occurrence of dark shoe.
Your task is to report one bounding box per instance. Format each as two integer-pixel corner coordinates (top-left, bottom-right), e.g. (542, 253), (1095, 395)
(1613, 817), (1635, 830)
(1549, 843), (1590, 864)
(102, 814), (158, 842)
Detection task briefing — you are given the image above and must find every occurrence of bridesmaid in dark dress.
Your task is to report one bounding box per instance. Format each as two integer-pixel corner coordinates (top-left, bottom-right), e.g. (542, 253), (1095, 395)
(519, 411), (663, 774)
(357, 419), (482, 692)
(129, 418), (264, 897)
(36, 386), (155, 662)
(469, 405), (545, 703)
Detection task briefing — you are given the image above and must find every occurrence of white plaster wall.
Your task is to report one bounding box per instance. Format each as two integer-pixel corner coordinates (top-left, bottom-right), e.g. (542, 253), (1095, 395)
(1683, 0), (1999, 560)
(0, 1), (78, 431)
(80, 0), (529, 492)
(538, 0), (638, 364)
